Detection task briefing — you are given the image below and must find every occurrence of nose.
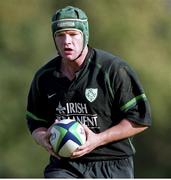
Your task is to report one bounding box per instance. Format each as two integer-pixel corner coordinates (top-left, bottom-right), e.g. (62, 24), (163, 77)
(64, 34), (72, 44)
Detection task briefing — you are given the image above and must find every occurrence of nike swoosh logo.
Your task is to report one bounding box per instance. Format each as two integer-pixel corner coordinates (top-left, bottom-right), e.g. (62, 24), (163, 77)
(48, 93), (56, 99)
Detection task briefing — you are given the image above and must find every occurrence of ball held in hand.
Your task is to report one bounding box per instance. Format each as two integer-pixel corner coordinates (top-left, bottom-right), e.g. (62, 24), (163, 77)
(50, 119), (86, 157)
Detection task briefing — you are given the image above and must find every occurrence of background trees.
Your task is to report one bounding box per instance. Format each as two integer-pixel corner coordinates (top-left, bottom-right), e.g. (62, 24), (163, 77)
(0, 0), (171, 177)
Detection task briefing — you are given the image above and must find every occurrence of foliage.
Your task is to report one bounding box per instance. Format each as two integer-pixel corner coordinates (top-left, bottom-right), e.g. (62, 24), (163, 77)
(0, 0), (171, 177)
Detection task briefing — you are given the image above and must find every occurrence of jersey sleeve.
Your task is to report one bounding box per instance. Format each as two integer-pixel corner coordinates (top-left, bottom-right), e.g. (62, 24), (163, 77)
(113, 64), (152, 126)
(26, 75), (51, 133)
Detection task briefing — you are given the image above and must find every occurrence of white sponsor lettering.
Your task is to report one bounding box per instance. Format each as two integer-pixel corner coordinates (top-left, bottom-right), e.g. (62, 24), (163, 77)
(66, 103), (88, 114)
(55, 101), (99, 129)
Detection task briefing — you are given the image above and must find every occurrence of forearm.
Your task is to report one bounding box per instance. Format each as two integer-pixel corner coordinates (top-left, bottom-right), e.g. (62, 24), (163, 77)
(71, 119), (148, 158)
(97, 119), (148, 147)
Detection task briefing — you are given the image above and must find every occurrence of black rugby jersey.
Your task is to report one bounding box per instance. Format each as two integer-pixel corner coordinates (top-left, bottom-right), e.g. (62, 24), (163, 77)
(26, 47), (151, 160)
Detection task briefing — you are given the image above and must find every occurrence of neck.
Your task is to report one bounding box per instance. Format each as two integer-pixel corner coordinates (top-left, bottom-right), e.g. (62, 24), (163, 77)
(61, 46), (88, 80)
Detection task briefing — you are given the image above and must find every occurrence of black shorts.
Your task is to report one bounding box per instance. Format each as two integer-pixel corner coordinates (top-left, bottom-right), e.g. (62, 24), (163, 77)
(44, 156), (134, 178)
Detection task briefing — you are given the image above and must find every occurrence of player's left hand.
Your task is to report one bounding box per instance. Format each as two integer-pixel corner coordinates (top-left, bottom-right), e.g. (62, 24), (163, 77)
(70, 125), (101, 159)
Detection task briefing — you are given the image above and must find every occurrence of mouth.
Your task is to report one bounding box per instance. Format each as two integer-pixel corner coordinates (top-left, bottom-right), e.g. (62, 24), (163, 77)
(64, 48), (73, 54)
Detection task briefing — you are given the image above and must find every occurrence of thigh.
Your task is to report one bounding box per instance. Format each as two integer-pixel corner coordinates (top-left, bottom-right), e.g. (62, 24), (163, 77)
(108, 157), (134, 178)
(44, 159), (86, 178)
(44, 169), (78, 178)
(87, 157), (134, 178)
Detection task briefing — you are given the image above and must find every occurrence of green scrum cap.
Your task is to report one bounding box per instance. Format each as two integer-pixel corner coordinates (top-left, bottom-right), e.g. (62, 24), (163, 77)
(51, 6), (89, 47)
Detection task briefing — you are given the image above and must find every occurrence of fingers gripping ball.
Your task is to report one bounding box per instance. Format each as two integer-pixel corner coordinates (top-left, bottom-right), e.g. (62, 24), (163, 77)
(50, 119), (86, 157)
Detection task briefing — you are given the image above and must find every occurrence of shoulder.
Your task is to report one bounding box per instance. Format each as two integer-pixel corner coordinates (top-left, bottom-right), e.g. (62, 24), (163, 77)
(34, 56), (60, 80)
(91, 48), (129, 71)
(90, 48), (139, 83)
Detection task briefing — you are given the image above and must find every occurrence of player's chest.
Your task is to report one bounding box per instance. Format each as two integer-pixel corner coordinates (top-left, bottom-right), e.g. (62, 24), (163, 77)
(43, 73), (113, 109)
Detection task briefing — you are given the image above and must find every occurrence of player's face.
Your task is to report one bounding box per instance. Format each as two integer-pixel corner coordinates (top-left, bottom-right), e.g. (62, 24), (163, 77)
(55, 30), (84, 61)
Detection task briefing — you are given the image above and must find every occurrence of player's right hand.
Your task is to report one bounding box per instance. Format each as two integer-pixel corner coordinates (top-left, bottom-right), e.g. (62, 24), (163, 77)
(32, 127), (60, 159)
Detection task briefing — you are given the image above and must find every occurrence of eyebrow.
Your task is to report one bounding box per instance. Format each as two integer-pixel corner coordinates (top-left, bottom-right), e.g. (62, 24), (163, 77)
(56, 29), (82, 36)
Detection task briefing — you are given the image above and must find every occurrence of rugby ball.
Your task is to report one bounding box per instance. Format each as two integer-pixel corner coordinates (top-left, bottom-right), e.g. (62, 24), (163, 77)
(50, 119), (86, 157)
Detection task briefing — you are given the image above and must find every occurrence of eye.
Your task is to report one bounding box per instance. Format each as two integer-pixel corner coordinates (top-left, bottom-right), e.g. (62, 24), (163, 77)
(56, 33), (65, 37)
(69, 32), (78, 36)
